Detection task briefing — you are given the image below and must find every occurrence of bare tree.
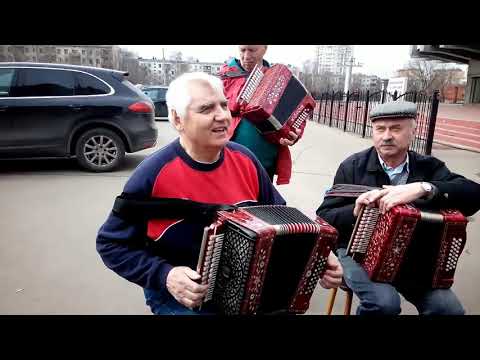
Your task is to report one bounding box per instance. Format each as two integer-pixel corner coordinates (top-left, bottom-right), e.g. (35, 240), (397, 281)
(118, 49), (149, 85)
(404, 59), (465, 99)
(10, 46), (28, 62)
(169, 51), (183, 61)
(177, 62), (191, 77)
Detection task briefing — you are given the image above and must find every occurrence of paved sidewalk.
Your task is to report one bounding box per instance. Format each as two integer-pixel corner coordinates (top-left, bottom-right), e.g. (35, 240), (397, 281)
(437, 103), (480, 122)
(1, 121), (478, 315)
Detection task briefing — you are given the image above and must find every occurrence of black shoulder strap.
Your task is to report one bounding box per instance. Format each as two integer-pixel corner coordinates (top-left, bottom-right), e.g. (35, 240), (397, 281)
(112, 192), (238, 222)
(219, 69), (249, 80)
(324, 184), (380, 198)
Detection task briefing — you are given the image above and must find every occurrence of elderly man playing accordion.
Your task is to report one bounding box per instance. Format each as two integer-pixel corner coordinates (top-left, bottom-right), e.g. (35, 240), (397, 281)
(219, 45), (306, 185)
(317, 101), (480, 315)
(96, 72), (343, 315)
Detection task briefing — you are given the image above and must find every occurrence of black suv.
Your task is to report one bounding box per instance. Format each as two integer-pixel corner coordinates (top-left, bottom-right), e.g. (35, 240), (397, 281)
(0, 62), (158, 171)
(142, 85), (168, 120)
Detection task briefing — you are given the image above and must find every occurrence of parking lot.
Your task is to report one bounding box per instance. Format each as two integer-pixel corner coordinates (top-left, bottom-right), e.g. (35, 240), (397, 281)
(1, 120), (479, 315)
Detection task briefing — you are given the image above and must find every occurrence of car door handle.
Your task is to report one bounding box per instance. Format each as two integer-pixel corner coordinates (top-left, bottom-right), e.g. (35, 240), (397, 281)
(68, 105), (85, 111)
(0, 106), (7, 112)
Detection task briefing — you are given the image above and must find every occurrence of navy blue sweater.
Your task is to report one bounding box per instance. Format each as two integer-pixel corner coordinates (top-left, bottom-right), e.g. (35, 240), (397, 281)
(97, 139), (286, 291)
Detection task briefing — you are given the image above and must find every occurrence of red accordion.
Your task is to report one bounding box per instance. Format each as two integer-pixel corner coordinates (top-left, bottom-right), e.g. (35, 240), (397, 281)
(196, 205), (337, 315)
(236, 64), (315, 144)
(347, 204), (468, 288)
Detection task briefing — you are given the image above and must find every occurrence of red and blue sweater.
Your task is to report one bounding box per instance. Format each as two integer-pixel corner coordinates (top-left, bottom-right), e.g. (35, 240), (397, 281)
(96, 138), (286, 291)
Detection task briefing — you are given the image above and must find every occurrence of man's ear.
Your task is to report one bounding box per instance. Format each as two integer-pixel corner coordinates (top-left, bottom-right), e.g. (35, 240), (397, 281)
(171, 109), (184, 131)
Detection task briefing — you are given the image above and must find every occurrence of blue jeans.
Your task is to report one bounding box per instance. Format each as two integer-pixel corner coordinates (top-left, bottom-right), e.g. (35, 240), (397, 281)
(143, 287), (216, 315)
(337, 248), (465, 315)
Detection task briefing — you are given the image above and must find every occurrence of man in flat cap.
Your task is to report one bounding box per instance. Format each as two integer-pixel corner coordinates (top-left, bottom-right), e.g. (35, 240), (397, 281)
(316, 101), (480, 315)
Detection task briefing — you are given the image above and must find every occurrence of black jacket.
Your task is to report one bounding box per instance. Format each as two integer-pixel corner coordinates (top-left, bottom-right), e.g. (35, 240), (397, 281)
(317, 146), (480, 250)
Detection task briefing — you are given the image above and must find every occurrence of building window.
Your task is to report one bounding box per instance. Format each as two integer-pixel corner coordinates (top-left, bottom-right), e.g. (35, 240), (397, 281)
(57, 49), (61, 54)
(82, 50), (86, 55)
(64, 49), (68, 54)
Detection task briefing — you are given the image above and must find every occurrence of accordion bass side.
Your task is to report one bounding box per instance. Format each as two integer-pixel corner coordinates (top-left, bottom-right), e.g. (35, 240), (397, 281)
(236, 64), (316, 144)
(196, 205), (338, 315)
(347, 204), (468, 288)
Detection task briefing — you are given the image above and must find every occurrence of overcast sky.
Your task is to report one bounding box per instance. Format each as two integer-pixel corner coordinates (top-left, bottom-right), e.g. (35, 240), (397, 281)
(121, 45), (416, 78)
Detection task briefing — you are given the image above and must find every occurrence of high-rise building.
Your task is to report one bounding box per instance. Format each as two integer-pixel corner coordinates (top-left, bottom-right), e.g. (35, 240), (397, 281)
(314, 45), (354, 76)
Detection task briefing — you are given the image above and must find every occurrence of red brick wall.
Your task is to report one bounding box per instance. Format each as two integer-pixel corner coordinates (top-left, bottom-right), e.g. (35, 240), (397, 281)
(442, 85), (465, 103)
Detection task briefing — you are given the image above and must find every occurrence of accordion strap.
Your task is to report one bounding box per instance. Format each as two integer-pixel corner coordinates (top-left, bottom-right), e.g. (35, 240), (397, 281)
(324, 184), (380, 198)
(219, 69), (249, 80)
(112, 192), (237, 222)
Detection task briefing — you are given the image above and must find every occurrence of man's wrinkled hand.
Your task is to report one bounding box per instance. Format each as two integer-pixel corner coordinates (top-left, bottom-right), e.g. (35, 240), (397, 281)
(166, 266), (208, 309)
(279, 128), (301, 146)
(319, 252), (343, 289)
(377, 183), (426, 214)
(353, 188), (388, 216)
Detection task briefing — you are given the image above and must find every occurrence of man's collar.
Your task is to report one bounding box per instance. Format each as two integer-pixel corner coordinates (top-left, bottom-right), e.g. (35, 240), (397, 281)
(367, 147), (384, 172)
(367, 147), (409, 173)
(234, 58), (270, 71)
(377, 152), (409, 173)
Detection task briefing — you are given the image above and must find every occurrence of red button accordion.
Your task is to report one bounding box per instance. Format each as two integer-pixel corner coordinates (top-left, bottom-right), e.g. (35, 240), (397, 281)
(196, 205), (337, 314)
(236, 64), (315, 144)
(347, 204), (468, 288)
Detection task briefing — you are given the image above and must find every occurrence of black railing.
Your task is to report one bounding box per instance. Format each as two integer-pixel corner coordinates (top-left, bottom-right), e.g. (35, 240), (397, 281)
(312, 89), (440, 155)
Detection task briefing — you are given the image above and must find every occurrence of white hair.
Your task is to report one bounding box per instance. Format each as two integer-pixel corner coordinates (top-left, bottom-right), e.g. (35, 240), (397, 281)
(165, 72), (224, 124)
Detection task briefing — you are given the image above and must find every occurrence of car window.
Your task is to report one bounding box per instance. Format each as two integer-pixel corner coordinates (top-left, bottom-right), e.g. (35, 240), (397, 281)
(0, 68), (15, 97)
(122, 79), (147, 97)
(157, 88), (167, 100)
(143, 88), (159, 101)
(74, 72), (110, 95)
(12, 68), (75, 97)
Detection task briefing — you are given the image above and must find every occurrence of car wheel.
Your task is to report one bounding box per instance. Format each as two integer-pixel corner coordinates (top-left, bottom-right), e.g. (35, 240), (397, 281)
(75, 128), (125, 172)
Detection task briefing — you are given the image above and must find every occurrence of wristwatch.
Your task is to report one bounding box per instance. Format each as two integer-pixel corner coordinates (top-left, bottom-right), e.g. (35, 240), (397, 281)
(420, 182), (435, 200)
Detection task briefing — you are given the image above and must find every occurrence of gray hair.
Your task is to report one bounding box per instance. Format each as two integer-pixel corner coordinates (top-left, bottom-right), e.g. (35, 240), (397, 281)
(165, 72), (225, 124)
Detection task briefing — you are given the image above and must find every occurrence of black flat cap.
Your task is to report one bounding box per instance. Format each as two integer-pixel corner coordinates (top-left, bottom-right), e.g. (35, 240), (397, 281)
(370, 101), (417, 121)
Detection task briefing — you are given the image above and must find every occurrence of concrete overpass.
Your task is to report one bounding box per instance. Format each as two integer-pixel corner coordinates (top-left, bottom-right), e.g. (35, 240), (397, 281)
(411, 45), (480, 104)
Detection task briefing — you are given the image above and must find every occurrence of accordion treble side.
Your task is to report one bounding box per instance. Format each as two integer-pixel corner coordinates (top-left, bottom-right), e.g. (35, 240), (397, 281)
(347, 204), (468, 288)
(236, 64), (315, 144)
(197, 205), (338, 314)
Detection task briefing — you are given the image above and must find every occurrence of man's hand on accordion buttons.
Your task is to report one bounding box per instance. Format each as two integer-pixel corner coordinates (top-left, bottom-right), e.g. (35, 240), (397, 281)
(166, 266), (208, 309)
(378, 183), (427, 214)
(319, 252), (343, 289)
(353, 188), (388, 217)
(279, 129), (301, 146)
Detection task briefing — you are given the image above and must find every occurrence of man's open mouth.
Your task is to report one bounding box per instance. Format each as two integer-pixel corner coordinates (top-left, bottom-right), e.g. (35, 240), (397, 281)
(212, 127), (227, 133)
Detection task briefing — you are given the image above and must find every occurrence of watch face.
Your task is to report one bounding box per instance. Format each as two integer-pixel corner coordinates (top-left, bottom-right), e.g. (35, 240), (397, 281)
(423, 182), (432, 192)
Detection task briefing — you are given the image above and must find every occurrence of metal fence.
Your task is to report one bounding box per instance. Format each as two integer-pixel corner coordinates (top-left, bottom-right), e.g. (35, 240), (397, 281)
(312, 89), (440, 155)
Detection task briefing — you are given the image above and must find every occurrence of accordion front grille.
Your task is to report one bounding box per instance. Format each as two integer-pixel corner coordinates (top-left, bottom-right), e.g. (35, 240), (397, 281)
(212, 226), (255, 315)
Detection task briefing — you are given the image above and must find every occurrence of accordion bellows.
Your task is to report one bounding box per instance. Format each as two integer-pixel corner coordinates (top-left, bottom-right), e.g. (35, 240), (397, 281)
(236, 64), (316, 144)
(348, 204), (468, 288)
(197, 205), (337, 315)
